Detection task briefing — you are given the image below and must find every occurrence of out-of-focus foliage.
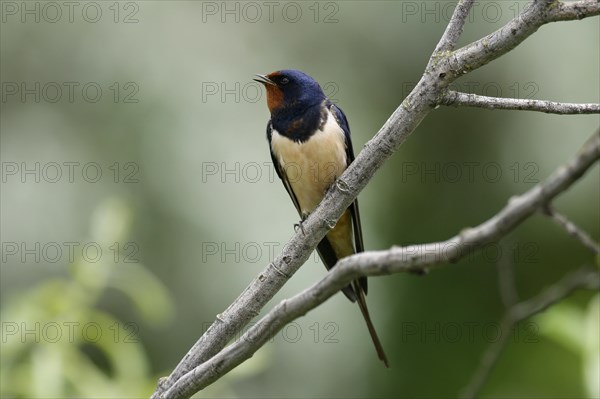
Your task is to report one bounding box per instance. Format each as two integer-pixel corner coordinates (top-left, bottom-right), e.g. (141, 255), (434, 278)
(1, 1), (598, 398)
(536, 288), (600, 398)
(1, 199), (172, 397)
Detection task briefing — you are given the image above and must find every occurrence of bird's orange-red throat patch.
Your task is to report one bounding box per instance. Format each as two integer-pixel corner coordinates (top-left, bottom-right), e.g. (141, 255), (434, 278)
(265, 72), (284, 112)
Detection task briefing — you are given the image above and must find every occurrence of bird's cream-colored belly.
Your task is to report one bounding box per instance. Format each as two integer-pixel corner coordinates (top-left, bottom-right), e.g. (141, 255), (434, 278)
(271, 113), (356, 258)
(271, 119), (347, 214)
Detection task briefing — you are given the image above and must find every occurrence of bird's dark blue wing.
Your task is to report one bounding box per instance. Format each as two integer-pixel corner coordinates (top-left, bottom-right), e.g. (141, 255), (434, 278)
(329, 102), (367, 294)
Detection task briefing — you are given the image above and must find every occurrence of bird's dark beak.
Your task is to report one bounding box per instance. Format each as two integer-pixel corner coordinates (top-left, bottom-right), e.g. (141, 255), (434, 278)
(253, 74), (276, 86)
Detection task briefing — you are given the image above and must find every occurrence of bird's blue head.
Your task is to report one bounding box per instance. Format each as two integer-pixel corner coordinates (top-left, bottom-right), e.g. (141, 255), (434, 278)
(254, 69), (326, 114)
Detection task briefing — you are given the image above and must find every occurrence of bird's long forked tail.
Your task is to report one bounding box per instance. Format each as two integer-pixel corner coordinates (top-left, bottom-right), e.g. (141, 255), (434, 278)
(352, 281), (390, 368)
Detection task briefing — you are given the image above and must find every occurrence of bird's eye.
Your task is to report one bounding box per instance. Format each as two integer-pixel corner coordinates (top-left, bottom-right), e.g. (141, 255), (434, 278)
(280, 77), (289, 85)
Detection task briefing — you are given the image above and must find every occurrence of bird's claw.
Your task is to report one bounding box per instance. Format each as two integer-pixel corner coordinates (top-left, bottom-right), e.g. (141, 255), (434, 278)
(294, 215), (308, 235)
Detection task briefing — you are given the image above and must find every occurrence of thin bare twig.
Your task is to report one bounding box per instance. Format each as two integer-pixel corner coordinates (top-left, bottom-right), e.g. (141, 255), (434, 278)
(543, 205), (600, 253)
(430, 0), (476, 56)
(441, 91), (600, 115)
(460, 267), (600, 399)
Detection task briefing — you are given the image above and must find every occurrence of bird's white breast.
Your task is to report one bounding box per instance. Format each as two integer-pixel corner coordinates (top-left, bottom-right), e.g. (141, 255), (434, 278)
(271, 110), (347, 214)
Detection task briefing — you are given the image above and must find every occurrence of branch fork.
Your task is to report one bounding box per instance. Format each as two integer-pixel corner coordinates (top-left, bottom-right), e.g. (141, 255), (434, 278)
(152, 2), (600, 398)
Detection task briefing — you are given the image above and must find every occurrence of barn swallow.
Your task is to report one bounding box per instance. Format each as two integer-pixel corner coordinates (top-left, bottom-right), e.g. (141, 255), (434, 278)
(255, 69), (389, 367)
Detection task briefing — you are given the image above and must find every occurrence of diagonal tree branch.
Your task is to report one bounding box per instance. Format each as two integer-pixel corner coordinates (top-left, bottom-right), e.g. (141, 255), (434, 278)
(164, 131), (599, 398)
(459, 266), (600, 399)
(445, 0), (600, 77)
(441, 91), (600, 114)
(547, 0), (600, 21)
(152, 2), (600, 397)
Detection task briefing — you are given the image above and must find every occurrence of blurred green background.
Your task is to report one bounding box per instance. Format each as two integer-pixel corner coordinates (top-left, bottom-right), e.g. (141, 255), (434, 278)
(1, 1), (599, 398)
